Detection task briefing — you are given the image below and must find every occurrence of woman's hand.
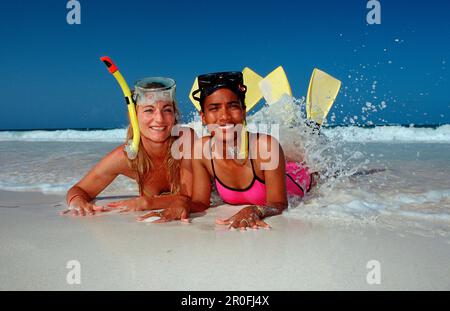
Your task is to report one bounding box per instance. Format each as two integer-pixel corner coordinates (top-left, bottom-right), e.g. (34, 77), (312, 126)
(60, 197), (108, 216)
(137, 197), (190, 223)
(106, 196), (151, 213)
(216, 206), (271, 230)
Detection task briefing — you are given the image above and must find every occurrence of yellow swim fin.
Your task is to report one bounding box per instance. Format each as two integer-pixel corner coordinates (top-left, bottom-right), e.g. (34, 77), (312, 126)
(189, 77), (202, 111)
(306, 68), (341, 125)
(258, 66), (292, 105)
(242, 67), (263, 112)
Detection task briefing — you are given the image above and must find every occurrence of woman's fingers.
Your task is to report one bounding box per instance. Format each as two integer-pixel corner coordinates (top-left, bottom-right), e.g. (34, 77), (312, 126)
(108, 200), (137, 213)
(238, 218), (252, 230)
(136, 207), (190, 223)
(119, 206), (132, 214)
(219, 214), (255, 229)
(73, 203), (96, 216)
(247, 219), (258, 229)
(180, 207), (189, 221)
(78, 206), (86, 216)
(108, 200), (136, 208)
(215, 218), (230, 225)
(93, 205), (104, 211)
(158, 210), (178, 222)
(60, 209), (71, 216)
(223, 216), (267, 231)
(151, 217), (169, 223)
(93, 205), (109, 212)
(60, 203), (109, 216)
(136, 211), (161, 222)
(84, 203), (94, 216)
(216, 215), (234, 225)
(229, 219), (241, 230)
(107, 201), (125, 208)
(108, 199), (145, 213)
(255, 219), (271, 229)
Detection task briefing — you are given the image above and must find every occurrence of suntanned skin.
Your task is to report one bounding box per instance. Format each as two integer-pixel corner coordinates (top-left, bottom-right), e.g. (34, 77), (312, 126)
(62, 101), (194, 217)
(138, 88), (288, 229)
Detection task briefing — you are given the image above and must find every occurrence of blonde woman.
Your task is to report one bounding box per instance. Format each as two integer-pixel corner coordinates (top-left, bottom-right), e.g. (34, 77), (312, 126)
(62, 77), (194, 219)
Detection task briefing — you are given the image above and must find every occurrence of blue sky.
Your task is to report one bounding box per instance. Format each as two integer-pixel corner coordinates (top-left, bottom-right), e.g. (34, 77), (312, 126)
(0, 0), (449, 130)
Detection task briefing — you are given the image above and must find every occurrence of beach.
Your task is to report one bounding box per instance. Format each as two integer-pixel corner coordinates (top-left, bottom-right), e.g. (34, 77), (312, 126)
(1, 125), (450, 290)
(1, 0), (449, 294)
(1, 188), (449, 291)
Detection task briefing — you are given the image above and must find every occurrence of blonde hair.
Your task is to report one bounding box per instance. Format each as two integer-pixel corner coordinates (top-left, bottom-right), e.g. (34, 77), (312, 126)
(125, 100), (181, 196)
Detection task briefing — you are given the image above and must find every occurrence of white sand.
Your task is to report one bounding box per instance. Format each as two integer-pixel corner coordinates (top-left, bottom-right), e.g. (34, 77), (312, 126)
(0, 189), (449, 291)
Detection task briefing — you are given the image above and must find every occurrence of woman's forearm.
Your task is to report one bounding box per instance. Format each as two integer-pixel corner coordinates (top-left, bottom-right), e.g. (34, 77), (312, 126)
(188, 200), (210, 213)
(148, 194), (187, 210)
(255, 202), (287, 218)
(147, 194), (208, 213)
(66, 186), (92, 206)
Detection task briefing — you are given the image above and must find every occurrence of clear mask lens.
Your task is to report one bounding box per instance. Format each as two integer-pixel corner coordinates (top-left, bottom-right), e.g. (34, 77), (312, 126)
(134, 77), (176, 106)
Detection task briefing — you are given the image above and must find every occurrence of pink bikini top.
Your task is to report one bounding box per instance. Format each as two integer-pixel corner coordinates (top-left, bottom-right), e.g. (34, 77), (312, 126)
(212, 157), (267, 206)
(210, 136), (267, 206)
(210, 136), (311, 206)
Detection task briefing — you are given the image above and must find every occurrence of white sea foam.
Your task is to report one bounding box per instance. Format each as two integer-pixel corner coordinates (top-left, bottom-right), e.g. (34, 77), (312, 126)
(0, 129), (127, 142)
(0, 182), (74, 195)
(0, 174), (138, 196)
(322, 125), (450, 143)
(0, 126), (449, 143)
(1, 97), (449, 239)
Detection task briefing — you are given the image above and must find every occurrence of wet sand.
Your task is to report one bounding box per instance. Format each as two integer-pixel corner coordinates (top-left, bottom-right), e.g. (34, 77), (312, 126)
(0, 190), (449, 290)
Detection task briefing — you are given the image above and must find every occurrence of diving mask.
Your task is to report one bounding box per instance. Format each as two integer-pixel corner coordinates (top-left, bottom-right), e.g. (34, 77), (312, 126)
(191, 71), (247, 103)
(134, 77), (176, 106)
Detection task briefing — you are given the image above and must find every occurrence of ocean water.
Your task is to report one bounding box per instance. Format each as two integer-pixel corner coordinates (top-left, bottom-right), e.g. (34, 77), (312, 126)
(1, 98), (449, 240)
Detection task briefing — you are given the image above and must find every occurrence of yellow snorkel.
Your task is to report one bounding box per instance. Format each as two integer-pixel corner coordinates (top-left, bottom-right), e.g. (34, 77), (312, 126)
(100, 56), (140, 160)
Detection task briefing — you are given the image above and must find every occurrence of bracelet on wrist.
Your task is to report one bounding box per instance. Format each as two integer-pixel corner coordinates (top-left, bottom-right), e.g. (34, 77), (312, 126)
(67, 194), (87, 206)
(255, 206), (266, 218)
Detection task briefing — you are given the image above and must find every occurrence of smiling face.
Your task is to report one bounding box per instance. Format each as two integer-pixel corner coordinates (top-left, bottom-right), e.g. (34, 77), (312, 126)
(137, 100), (176, 143)
(201, 88), (246, 142)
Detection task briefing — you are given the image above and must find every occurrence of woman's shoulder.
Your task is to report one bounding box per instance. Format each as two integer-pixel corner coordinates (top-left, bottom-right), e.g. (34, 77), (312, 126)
(100, 144), (132, 173)
(108, 144), (128, 160)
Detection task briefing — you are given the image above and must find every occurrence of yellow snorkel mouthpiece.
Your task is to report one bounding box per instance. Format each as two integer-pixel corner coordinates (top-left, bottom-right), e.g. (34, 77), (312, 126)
(100, 56), (140, 160)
